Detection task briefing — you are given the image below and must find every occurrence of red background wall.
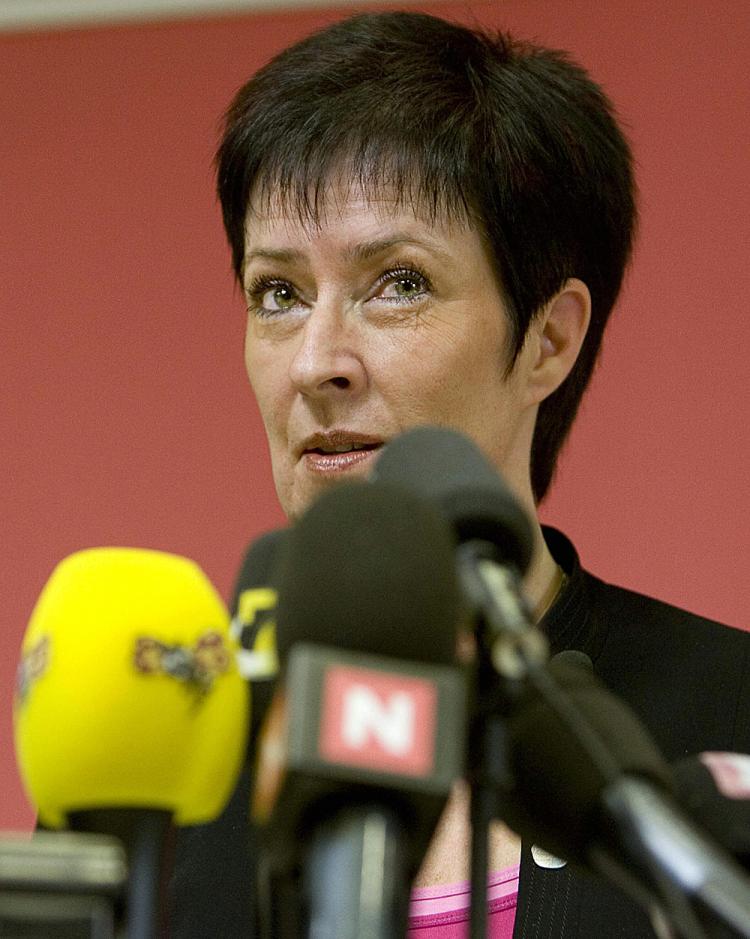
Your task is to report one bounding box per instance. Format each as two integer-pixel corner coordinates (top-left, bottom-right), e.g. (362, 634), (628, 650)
(2, 0), (748, 831)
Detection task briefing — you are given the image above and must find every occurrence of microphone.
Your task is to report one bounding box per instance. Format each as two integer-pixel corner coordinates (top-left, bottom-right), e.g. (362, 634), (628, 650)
(500, 655), (672, 863)
(499, 656), (750, 938)
(372, 426), (547, 937)
(14, 547), (248, 938)
(374, 429), (749, 935)
(230, 528), (285, 683)
(673, 753), (750, 870)
(667, 753), (750, 937)
(230, 528), (286, 747)
(371, 426), (533, 566)
(372, 426), (545, 678)
(252, 481), (467, 939)
(168, 532), (287, 939)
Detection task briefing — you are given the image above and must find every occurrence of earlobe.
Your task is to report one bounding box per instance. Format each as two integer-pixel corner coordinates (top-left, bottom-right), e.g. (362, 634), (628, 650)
(527, 278), (591, 404)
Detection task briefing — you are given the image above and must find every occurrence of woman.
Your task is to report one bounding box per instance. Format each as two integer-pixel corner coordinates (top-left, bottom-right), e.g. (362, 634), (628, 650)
(171, 11), (750, 937)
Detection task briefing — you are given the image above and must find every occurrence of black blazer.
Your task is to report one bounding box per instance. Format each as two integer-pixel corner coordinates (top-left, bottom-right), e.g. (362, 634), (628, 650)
(169, 529), (750, 937)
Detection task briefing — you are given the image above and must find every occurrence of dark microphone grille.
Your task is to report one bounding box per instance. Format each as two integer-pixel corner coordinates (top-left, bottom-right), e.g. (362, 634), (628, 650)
(372, 427), (534, 574)
(230, 528), (287, 615)
(274, 481), (462, 666)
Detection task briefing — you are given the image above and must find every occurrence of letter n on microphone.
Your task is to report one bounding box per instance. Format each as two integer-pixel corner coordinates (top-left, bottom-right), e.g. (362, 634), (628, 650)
(253, 645), (467, 863)
(275, 644), (466, 799)
(319, 667), (437, 777)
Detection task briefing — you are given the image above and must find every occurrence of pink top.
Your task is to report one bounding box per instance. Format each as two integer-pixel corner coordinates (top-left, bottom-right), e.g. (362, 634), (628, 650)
(407, 866), (519, 938)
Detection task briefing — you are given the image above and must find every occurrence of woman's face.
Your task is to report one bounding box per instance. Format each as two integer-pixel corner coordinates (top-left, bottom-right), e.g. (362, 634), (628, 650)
(242, 185), (538, 520)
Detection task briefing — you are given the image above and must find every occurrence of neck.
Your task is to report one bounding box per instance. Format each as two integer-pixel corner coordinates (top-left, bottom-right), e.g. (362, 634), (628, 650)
(517, 509), (559, 622)
(494, 417), (559, 619)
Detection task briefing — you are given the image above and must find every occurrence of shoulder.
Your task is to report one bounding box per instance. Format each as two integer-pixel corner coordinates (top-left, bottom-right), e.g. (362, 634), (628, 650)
(584, 572), (750, 759)
(542, 527), (750, 757)
(585, 571), (749, 651)
(544, 524), (748, 654)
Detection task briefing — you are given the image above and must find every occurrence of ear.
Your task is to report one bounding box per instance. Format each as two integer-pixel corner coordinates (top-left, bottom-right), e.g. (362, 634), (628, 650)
(523, 278), (591, 406)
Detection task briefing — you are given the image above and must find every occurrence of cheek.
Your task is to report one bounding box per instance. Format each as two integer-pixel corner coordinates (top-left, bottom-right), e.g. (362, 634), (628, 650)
(245, 349), (290, 434)
(407, 335), (515, 440)
(408, 321), (506, 399)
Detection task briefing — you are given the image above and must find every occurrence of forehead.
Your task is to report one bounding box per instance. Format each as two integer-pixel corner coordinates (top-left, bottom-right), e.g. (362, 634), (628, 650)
(243, 173), (475, 245)
(241, 190), (495, 289)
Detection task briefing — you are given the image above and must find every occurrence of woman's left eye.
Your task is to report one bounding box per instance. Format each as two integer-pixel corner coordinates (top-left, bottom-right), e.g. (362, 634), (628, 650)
(377, 268), (430, 303)
(245, 277), (301, 317)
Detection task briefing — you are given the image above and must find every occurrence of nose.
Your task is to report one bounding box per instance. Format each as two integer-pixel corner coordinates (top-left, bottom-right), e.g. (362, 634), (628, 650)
(288, 302), (367, 399)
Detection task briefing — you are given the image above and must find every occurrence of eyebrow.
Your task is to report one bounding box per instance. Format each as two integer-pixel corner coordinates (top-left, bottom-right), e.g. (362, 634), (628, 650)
(244, 234), (455, 270)
(345, 236), (451, 264)
(244, 247), (302, 265)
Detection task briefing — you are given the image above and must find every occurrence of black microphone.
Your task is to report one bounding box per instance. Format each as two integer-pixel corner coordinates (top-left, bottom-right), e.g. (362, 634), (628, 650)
(168, 530), (286, 939)
(231, 529), (285, 671)
(372, 426), (545, 678)
(500, 655), (672, 863)
(230, 528), (286, 745)
(673, 753), (750, 870)
(252, 481), (467, 939)
(500, 657), (750, 938)
(668, 753), (750, 937)
(372, 426), (547, 938)
(371, 426), (533, 566)
(371, 429), (750, 937)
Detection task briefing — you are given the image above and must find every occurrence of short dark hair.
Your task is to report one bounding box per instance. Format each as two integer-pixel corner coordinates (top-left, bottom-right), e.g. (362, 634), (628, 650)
(216, 11), (636, 501)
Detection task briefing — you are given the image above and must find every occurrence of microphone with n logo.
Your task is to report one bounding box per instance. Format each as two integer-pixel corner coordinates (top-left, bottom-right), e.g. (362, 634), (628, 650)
(251, 482), (467, 939)
(322, 666), (437, 775)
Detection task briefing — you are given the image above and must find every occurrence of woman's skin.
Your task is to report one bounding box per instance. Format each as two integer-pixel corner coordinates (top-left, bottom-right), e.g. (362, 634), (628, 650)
(242, 181), (591, 883)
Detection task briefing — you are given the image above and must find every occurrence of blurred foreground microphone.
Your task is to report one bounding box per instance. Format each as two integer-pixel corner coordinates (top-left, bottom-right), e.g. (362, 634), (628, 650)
(230, 529), (285, 743)
(669, 753), (750, 937)
(169, 533), (286, 939)
(500, 655), (673, 865)
(501, 657), (750, 938)
(231, 528), (284, 683)
(536, 656), (750, 876)
(252, 482), (467, 939)
(674, 753), (750, 871)
(14, 548), (247, 938)
(372, 426), (545, 678)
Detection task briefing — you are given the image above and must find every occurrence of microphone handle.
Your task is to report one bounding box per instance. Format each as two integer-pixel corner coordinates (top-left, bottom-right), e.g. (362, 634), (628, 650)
(303, 803), (411, 939)
(456, 540), (548, 680)
(70, 808), (173, 939)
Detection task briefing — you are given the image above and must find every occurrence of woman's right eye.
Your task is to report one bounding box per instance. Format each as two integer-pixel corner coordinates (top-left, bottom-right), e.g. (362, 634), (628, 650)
(246, 278), (300, 316)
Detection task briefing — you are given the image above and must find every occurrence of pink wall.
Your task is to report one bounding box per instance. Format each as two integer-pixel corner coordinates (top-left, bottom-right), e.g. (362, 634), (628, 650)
(2, 0), (748, 831)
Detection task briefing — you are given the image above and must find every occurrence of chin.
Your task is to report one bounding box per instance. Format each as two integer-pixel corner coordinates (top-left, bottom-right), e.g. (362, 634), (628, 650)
(283, 474), (357, 521)
(280, 482), (326, 522)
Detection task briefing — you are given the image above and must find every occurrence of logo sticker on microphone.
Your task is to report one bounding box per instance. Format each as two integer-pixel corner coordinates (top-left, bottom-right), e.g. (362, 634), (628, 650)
(319, 665), (437, 777)
(16, 635), (51, 703)
(700, 751), (750, 799)
(232, 587), (278, 680)
(134, 631), (230, 693)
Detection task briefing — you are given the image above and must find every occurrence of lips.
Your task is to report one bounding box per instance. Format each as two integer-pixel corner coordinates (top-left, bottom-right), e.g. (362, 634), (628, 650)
(299, 431), (384, 475)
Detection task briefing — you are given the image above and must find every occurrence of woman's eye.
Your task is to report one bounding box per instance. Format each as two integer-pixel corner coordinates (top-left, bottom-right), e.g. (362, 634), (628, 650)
(247, 279), (300, 316)
(264, 284), (297, 310)
(378, 268), (429, 303)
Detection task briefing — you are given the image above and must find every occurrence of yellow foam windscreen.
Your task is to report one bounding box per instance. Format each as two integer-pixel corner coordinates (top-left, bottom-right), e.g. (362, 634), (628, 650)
(14, 548), (248, 829)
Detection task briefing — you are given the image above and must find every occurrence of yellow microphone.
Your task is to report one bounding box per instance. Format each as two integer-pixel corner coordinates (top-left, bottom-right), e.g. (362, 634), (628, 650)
(13, 547), (248, 936)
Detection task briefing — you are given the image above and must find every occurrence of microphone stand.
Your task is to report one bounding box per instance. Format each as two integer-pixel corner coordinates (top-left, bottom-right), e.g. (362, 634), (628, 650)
(69, 808), (174, 939)
(468, 638), (526, 939)
(460, 540), (541, 939)
(302, 802), (411, 939)
(467, 660), (490, 939)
